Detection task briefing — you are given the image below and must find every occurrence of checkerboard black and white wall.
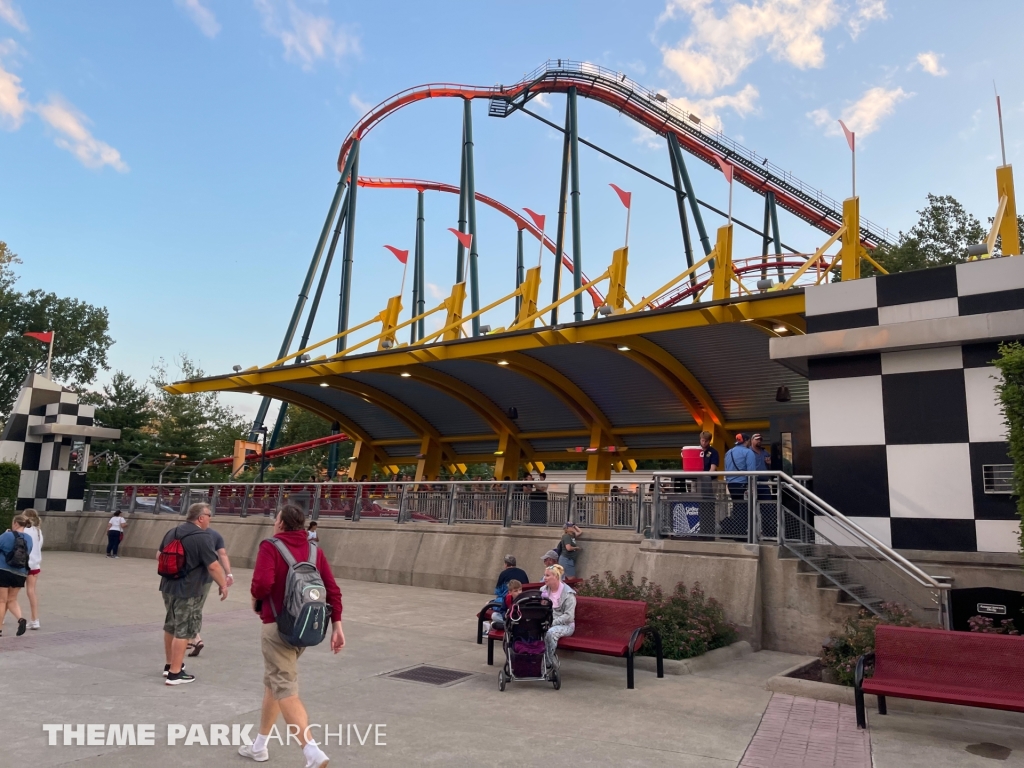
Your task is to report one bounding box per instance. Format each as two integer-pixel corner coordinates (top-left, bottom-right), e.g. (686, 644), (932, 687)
(0, 373), (103, 512)
(774, 256), (1024, 553)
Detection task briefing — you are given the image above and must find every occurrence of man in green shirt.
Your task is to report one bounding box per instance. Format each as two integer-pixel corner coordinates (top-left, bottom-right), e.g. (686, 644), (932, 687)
(558, 521), (582, 578)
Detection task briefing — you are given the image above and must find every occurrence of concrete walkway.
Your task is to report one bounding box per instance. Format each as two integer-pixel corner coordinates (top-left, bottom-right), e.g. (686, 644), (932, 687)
(1, 552), (1022, 767)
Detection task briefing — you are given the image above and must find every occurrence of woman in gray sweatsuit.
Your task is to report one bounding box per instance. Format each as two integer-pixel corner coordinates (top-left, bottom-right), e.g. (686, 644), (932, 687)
(540, 564), (576, 668)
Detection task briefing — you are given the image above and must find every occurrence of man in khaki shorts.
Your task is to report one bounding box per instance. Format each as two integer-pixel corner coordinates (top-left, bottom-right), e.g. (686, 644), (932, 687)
(240, 504), (344, 768)
(157, 503), (228, 685)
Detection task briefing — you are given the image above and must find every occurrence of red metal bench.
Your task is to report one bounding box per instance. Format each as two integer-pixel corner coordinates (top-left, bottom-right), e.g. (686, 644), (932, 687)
(855, 625), (1024, 729)
(484, 595), (663, 689)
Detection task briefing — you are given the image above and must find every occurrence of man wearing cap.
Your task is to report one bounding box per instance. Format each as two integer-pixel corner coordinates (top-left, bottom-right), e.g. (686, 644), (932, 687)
(749, 434), (770, 471)
(723, 433), (755, 537)
(750, 433), (775, 538)
(558, 522), (582, 578)
(542, 549), (560, 569)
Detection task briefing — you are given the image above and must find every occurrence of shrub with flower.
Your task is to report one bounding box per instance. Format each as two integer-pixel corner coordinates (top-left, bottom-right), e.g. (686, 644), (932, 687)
(820, 602), (917, 687)
(576, 571), (737, 660)
(968, 615), (1019, 635)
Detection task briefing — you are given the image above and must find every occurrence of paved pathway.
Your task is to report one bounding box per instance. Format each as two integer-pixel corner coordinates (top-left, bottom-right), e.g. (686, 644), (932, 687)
(740, 693), (870, 768)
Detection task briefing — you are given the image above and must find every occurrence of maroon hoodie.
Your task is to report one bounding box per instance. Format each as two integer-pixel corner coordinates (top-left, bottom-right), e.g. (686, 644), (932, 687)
(250, 529), (343, 625)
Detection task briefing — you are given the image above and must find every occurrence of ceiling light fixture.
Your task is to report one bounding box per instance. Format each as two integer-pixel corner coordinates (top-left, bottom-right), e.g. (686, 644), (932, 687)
(319, 382), (329, 388)
(617, 345), (630, 351)
(497, 360), (509, 366)
(400, 372), (411, 378)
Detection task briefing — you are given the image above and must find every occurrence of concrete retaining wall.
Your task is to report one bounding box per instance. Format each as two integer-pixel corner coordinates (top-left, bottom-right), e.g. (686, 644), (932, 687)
(38, 511), (1024, 655)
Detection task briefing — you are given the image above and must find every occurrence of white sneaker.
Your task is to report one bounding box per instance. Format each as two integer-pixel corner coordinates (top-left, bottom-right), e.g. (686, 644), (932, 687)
(238, 743), (269, 762)
(28, 620), (40, 630)
(303, 745), (330, 768)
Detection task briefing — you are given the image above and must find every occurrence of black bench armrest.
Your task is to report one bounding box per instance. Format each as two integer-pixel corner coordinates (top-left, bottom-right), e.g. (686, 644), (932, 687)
(854, 652), (875, 691)
(628, 625), (664, 680)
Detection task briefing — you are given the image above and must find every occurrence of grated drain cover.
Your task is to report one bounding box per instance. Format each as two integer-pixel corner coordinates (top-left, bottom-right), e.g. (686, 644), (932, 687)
(387, 665), (474, 687)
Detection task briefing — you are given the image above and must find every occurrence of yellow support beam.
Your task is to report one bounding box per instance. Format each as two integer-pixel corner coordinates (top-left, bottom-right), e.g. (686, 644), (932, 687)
(841, 197), (861, 282)
(996, 165), (1020, 256)
(415, 436), (442, 482)
(348, 440), (375, 480)
(606, 247), (629, 312)
(494, 431), (522, 481)
(377, 295), (403, 351)
(515, 266), (542, 328)
(711, 224), (734, 301)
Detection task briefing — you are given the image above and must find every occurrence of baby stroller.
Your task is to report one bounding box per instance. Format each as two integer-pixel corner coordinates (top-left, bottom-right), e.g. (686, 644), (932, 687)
(498, 590), (561, 691)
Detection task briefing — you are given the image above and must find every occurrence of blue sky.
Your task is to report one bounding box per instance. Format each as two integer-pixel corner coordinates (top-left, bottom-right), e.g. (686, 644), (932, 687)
(1, 0), (1021, 420)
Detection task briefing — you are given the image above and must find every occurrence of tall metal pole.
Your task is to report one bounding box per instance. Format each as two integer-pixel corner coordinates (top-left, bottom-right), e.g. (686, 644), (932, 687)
(761, 194), (771, 281)
(417, 192), (426, 341)
(455, 122), (468, 284)
(551, 97), (572, 326)
(567, 86), (583, 323)
(337, 139), (360, 353)
(515, 227), (524, 316)
(327, 421), (340, 480)
(249, 156), (353, 440)
(667, 137), (696, 281)
(768, 191), (783, 282)
(669, 133), (712, 259)
(463, 99), (481, 335)
(412, 190), (425, 343)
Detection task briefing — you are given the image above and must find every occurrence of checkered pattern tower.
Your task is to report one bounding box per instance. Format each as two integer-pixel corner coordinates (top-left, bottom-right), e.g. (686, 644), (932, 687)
(0, 373), (120, 511)
(771, 256), (1024, 553)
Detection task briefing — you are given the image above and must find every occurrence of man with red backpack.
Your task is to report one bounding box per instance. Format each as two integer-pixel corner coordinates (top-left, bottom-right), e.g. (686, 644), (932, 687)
(157, 503), (227, 685)
(239, 504), (343, 768)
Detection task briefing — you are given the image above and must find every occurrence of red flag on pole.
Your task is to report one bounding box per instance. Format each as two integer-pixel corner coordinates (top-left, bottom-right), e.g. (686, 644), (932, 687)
(383, 245), (409, 265)
(522, 208), (546, 231)
(838, 119), (855, 151)
(609, 183), (632, 209)
(448, 228), (473, 249)
(24, 331), (53, 344)
(714, 156), (734, 183)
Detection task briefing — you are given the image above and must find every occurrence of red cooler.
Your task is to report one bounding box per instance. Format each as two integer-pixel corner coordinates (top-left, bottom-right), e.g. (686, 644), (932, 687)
(681, 446), (703, 471)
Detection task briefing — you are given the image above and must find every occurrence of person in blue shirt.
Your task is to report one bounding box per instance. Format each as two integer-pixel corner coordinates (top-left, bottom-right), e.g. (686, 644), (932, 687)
(723, 434), (756, 537)
(0, 514), (34, 638)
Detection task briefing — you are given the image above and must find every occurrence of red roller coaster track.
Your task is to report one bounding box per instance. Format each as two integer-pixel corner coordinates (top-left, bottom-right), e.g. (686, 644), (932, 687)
(339, 60), (892, 249)
(357, 176), (604, 308)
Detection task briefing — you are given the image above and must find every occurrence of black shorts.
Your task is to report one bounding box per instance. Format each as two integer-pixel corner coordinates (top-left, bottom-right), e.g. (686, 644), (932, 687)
(0, 570), (27, 588)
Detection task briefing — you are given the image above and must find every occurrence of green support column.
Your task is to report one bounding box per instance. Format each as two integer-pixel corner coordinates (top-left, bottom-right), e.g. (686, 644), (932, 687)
(412, 190), (425, 343)
(455, 122), (468, 284)
(249, 150), (355, 441)
(515, 227), (524, 316)
(568, 86), (583, 323)
(669, 133), (712, 263)
(768, 191), (783, 282)
(337, 140), (360, 353)
(667, 136), (696, 284)
(463, 99), (481, 335)
(551, 96), (571, 326)
(327, 421), (340, 480)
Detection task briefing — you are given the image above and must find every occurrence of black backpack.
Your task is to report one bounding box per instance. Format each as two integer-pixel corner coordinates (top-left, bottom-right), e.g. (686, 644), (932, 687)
(268, 538), (331, 648)
(5, 531), (29, 570)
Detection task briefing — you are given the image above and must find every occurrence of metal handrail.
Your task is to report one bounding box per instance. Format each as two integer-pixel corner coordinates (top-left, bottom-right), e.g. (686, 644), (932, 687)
(651, 470), (949, 594)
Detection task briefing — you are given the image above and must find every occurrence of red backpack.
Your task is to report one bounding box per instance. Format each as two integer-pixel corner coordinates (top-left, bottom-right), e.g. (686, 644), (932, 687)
(157, 527), (200, 580)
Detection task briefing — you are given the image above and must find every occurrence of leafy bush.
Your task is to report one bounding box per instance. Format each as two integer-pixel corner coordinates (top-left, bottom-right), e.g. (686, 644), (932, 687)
(820, 602), (917, 687)
(994, 342), (1024, 561)
(0, 461), (19, 532)
(968, 615), (1019, 635)
(576, 571), (737, 660)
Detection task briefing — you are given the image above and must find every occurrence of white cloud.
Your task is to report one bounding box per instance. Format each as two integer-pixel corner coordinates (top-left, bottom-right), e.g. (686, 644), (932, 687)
(254, 0), (359, 71)
(808, 85), (912, 139)
(0, 60), (26, 129)
(35, 97), (129, 171)
(0, 0), (27, 33)
(175, 0), (221, 39)
(660, 0), (843, 96)
(532, 92), (552, 110)
(670, 83), (760, 132)
(848, 0), (887, 39)
(348, 92), (371, 114)
(426, 282), (444, 300)
(916, 51), (947, 77)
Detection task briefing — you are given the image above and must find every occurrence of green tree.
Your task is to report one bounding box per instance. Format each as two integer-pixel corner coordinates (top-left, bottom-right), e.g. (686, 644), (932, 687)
(84, 371), (158, 477)
(150, 355), (240, 463)
(268, 405), (353, 479)
(864, 196), (1023, 278)
(0, 241), (113, 415)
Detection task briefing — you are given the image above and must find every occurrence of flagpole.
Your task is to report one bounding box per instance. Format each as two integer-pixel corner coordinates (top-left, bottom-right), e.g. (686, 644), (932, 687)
(537, 227), (545, 268)
(45, 331), (54, 379)
(399, 259), (408, 298)
(624, 206), (631, 248)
